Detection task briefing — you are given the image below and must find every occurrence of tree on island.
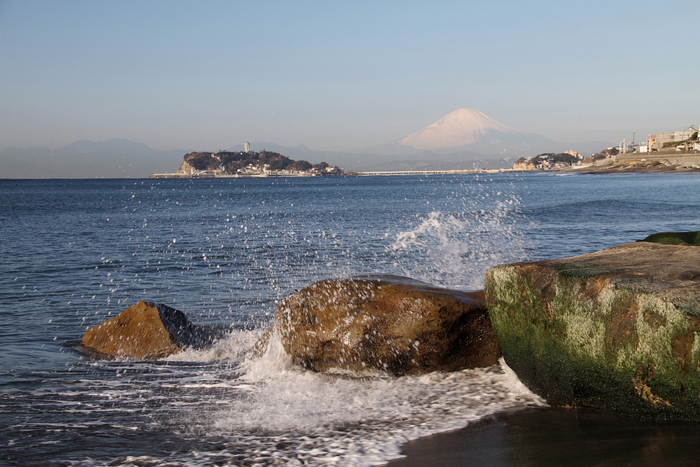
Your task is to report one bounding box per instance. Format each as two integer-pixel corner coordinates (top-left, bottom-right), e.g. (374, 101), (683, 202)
(288, 160), (312, 171)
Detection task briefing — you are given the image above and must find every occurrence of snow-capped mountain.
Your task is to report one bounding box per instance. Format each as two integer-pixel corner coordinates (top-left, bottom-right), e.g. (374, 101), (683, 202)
(398, 108), (521, 150)
(360, 109), (552, 161)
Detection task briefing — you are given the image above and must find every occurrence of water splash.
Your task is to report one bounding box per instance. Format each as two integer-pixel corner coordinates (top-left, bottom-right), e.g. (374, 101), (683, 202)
(391, 192), (529, 290)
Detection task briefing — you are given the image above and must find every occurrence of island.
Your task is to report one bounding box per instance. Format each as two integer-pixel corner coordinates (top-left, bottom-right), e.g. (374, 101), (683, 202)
(151, 149), (343, 178)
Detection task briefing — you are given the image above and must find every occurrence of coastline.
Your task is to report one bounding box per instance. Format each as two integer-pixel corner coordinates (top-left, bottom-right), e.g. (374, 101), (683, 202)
(565, 151), (700, 174)
(568, 160), (700, 175)
(149, 169), (508, 178)
(151, 152), (700, 178)
(149, 166), (700, 178)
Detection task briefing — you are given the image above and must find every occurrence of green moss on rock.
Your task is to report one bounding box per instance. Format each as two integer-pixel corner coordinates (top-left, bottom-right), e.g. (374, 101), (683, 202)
(641, 231), (700, 246)
(485, 243), (700, 421)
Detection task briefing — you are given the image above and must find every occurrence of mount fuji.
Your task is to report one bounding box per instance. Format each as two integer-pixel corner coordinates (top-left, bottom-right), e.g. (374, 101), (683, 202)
(399, 108), (522, 150)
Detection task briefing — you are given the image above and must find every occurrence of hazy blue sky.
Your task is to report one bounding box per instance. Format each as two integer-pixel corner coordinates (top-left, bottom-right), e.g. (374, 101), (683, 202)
(1, 0), (698, 152)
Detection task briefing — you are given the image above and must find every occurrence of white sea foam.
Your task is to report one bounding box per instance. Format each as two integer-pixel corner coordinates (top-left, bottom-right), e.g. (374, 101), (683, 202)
(124, 331), (546, 466)
(165, 328), (265, 363)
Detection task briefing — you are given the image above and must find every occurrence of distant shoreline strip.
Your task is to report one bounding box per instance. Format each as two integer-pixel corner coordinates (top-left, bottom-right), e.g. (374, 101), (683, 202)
(150, 169), (509, 178)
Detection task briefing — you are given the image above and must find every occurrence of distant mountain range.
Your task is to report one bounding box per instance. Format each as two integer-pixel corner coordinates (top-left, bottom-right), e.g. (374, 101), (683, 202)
(0, 110), (613, 178)
(0, 139), (188, 179)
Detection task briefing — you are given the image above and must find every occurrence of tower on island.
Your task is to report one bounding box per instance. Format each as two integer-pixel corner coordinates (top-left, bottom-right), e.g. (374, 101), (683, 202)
(244, 141), (251, 153)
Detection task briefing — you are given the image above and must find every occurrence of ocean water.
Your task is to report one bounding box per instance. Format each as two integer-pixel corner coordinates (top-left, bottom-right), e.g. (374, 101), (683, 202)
(1, 172), (700, 466)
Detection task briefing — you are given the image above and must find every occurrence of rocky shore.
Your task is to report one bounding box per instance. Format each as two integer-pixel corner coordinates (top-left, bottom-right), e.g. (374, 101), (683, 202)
(512, 151), (700, 174)
(81, 230), (700, 423)
(572, 160), (700, 174)
(570, 152), (700, 174)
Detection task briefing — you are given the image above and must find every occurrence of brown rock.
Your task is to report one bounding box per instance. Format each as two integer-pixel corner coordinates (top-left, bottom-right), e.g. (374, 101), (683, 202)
(275, 275), (501, 375)
(81, 301), (221, 359)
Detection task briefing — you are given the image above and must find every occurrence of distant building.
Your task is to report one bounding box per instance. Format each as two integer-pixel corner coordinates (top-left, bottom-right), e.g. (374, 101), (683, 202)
(649, 127), (697, 151)
(647, 134), (657, 151)
(244, 141), (251, 153)
(618, 139), (635, 154)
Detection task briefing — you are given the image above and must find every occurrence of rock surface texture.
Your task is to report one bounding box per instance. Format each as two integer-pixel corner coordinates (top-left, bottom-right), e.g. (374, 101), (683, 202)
(275, 275), (501, 375)
(81, 300), (219, 359)
(485, 242), (700, 420)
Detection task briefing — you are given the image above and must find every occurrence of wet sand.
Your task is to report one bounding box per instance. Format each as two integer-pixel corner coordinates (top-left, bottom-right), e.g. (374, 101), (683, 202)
(387, 407), (700, 467)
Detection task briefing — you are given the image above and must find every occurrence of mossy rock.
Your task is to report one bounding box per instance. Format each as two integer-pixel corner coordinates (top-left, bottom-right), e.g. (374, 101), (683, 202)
(485, 242), (700, 421)
(641, 231), (700, 246)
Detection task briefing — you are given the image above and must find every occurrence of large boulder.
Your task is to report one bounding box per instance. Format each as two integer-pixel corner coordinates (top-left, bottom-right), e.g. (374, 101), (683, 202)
(274, 275), (501, 375)
(484, 242), (700, 420)
(81, 300), (222, 359)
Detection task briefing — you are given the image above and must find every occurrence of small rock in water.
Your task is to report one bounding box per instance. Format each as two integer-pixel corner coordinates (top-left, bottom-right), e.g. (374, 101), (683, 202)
(81, 300), (222, 359)
(273, 275), (501, 375)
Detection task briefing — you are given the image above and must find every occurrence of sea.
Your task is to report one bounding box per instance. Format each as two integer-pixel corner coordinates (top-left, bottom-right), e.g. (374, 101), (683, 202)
(2, 172), (700, 467)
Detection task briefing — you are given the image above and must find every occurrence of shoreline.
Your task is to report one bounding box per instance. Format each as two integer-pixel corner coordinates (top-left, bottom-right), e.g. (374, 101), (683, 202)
(567, 161), (700, 174)
(152, 154), (700, 178)
(565, 152), (700, 174)
(387, 406), (700, 466)
(149, 169), (509, 178)
(149, 165), (700, 179)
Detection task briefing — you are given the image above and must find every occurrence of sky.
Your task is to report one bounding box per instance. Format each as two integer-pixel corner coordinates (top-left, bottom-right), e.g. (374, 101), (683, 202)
(1, 0), (698, 153)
